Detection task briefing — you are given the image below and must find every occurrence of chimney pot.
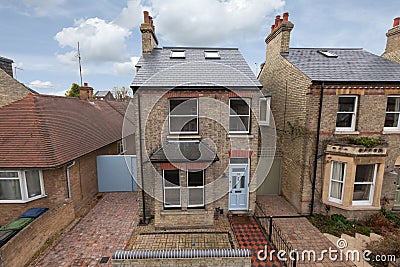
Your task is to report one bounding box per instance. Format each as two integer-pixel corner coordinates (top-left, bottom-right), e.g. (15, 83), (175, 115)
(271, 25), (275, 32)
(393, 17), (400, 27)
(84, 82), (88, 87)
(283, 12), (289, 21)
(143, 11), (149, 24)
(274, 15), (281, 27)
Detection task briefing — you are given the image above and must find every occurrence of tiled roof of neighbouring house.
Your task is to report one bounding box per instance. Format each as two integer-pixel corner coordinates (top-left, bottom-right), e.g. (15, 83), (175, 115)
(283, 48), (400, 82)
(0, 94), (132, 168)
(132, 47), (262, 89)
(95, 91), (111, 97)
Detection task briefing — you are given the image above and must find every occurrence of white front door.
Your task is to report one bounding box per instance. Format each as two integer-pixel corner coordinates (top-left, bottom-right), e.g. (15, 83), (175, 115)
(228, 164), (249, 210)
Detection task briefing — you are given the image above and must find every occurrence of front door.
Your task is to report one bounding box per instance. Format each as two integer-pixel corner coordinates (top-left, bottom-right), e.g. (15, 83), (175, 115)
(395, 173), (400, 207)
(228, 164), (249, 210)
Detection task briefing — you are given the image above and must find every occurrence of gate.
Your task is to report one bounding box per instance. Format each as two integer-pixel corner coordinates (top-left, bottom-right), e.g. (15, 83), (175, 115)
(96, 155), (138, 192)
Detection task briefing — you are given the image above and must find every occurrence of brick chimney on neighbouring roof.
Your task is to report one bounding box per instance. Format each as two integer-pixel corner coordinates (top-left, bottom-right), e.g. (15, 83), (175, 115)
(79, 82), (94, 101)
(140, 11), (158, 54)
(265, 12), (294, 54)
(0, 56), (14, 77)
(382, 16), (400, 64)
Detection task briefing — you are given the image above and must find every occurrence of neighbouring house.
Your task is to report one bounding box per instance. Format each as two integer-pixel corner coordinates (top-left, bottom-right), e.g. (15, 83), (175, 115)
(382, 17), (400, 64)
(132, 12), (271, 228)
(0, 83), (133, 225)
(95, 90), (115, 100)
(0, 56), (37, 107)
(258, 13), (400, 219)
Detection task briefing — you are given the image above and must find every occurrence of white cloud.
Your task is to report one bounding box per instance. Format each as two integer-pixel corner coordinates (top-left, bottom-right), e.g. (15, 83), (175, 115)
(29, 80), (55, 89)
(45, 90), (67, 96)
(114, 0), (145, 29)
(23, 0), (66, 17)
(55, 18), (131, 63)
(149, 0), (285, 45)
(113, 56), (140, 75)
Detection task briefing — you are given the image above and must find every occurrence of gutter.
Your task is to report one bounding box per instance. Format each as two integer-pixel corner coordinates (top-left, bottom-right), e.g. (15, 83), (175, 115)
(310, 82), (324, 216)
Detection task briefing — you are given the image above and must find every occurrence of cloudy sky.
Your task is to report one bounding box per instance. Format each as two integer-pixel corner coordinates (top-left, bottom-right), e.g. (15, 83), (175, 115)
(0, 0), (399, 95)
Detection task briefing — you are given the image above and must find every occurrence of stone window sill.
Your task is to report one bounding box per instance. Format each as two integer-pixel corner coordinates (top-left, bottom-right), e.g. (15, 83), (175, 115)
(228, 134), (254, 139)
(334, 131), (360, 135)
(382, 130), (400, 134)
(322, 199), (381, 211)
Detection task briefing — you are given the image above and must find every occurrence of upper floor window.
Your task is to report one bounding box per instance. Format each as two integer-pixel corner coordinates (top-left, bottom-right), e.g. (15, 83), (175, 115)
(169, 98), (198, 134)
(259, 97), (270, 126)
(384, 96), (400, 130)
(229, 98), (250, 133)
(336, 95), (357, 131)
(0, 170), (45, 203)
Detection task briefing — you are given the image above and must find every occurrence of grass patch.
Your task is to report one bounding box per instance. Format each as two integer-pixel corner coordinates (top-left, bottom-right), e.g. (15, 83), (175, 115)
(348, 136), (383, 147)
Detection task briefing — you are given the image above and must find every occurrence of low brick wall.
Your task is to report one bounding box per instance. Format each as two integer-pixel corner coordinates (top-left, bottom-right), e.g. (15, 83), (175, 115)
(112, 249), (251, 267)
(155, 209), (214, 229)
(0, 200), (75, 267)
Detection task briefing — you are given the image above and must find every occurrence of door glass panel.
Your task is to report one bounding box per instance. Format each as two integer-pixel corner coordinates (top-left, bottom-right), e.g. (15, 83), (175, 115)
(240, 175), (245, 188)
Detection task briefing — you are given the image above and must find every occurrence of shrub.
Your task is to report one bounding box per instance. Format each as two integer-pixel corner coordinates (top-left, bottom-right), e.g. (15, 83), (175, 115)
(348, 136), (383, 148)
(367, 230), (400, 267)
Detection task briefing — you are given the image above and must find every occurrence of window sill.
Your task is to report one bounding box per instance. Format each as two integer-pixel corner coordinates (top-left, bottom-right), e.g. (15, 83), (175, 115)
(228, 134), (254, 139)
(167, 135), (202, 140)
(161, 209), (207, 215)
(334, 131), (360, 135)
(382, 130), (400, 134)
(0, 194), (47, 204)
(323, 199), (380, 211)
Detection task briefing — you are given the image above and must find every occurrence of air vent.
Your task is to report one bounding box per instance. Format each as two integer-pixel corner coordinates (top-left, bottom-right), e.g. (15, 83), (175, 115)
(317, 50), (338, 58)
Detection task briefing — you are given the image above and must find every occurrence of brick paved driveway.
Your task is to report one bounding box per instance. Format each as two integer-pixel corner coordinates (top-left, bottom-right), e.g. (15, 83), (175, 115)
(34, 192), (139, 267)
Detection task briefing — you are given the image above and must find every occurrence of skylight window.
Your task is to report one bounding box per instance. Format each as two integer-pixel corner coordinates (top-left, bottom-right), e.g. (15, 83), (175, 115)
(170, 50), (185, 58)
(317, 50), (338, 58)
(204, 51), (220, 59)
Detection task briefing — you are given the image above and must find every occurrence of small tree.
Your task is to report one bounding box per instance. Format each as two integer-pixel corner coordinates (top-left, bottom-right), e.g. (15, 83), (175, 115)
(65, 83), (80, 97)
(112, 86), (132, 101)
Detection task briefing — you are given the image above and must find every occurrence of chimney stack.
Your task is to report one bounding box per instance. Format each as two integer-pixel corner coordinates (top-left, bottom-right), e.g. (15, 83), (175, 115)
(140, 11), (158, 54)
(79, 82), (94, 101)
(0, 56), (14, 77)
(266, 12), (294, 54)
(382, 16), (400, 64)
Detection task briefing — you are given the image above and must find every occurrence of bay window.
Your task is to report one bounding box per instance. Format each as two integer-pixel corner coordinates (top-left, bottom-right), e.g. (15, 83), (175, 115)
(329, 161), (346, 203)
(163, 170), (181, 208)
(0, 170), (45, 202)
(187, 170), (204, 207)
(352, 164), (376, 205)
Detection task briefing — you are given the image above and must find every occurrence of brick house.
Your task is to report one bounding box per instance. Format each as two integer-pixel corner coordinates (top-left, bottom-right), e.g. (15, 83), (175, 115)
(258, 13), (400, 219)
(0, 83), (133, 225)
(132, 12), (270, 228)
(0, 56), (37, 107)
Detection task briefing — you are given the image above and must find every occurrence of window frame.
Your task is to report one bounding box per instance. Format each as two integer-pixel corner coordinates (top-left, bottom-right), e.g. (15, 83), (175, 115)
(187, 169), (205, 208)
(229, 98), (251, 134)
(162, 169), (181, 208)
(0, 170), (45, 203)
(259, 97), (270, 126)
(328, 161), (347, 204)
(335, 95), (358, 132)
(168, 98), (199, 135)
(352, 164), (377, 206)
(384, 95), (400, 131)
(117, 138), (127, 155)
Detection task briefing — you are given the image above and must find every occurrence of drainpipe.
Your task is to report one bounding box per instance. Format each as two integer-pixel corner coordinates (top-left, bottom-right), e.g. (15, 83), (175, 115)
(137, 93), (147, 224)
(310, 82), (324, 216)
(66, 161), (75, 198)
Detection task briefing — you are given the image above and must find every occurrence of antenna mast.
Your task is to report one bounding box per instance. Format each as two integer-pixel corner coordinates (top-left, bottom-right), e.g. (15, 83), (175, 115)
(13, 66), (23, 80)
(77, 42), (83, 86)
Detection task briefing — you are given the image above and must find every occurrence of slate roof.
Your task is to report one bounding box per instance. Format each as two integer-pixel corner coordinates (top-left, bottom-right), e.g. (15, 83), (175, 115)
(283, 48), (400, 82)
(0, 94), (132, 168)
(150, 141), (218, 163)
(132, 47), (261, 88)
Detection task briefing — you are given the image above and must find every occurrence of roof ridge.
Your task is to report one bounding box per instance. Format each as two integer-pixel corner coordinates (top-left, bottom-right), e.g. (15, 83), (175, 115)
(162, 46), (239, 50)
(290, 47), (363, 50)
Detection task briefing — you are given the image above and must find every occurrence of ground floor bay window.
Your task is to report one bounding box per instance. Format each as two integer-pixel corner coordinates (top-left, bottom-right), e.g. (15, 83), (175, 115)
(323, 145), (385, 210)
(0, 170), (45, 203)
(163, 169), (205, 209)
